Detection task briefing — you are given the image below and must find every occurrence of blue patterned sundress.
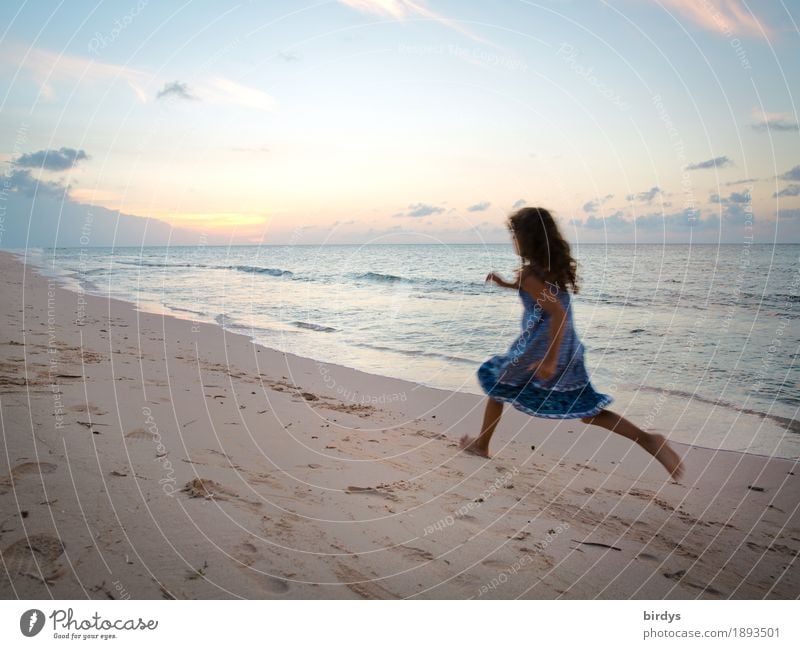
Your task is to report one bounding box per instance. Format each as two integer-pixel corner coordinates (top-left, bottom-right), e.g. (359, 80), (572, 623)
(477, 283), (613, 419)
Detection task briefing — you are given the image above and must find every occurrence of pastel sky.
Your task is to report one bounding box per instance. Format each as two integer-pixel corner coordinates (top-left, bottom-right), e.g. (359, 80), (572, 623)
(1, 0), (799, 246)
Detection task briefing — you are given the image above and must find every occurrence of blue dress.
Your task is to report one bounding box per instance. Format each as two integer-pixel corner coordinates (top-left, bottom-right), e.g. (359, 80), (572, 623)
(477, 283), (613, 419)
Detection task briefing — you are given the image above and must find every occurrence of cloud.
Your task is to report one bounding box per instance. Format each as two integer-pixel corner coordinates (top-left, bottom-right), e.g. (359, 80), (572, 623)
(0, 165), (227, 247)
(201, 76), (276, 111)
(339, 0), (408, 19)
(625, 187), (661, 203)
(636, 209), (720, 230)
(155, 77), (276, 111)
(774, 185), (800, 198)
(405, 203), (445, 217)
(710, 190), (751, 204)
(467, 201), (490, 212)
(0, 44), (274, 111)
(337, 0), (491, 44)
(5, 168), (69, 198)
(512, 198), (527, 209)
(779, 165), (800, 181)
(13, 147), (88, 171)
(726, 177), (757, 186)
(573, 208), (720, 232)
(686, 156), (733, 170)
(578, 210), (629, 230)
(652, 0), (771, 38)
(1, 42), (147, 101)
(583, 193), (615, 212)
(277, 51), (300, 62)
(750, 108), (799, 132)
(708, 190), (753, 223)
(156, 81), (198, 101)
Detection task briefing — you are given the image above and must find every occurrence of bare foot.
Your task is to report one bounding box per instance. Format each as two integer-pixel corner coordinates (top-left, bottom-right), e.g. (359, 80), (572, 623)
(645, 434), (684, 480)
(459, 435), (490, 458)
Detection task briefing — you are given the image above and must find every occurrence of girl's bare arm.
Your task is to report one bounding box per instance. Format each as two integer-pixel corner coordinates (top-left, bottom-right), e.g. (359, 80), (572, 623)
(485, 272), (519, 289)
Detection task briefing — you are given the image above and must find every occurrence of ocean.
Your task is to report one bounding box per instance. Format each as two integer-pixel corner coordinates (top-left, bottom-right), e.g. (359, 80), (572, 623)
(23, 243), (800, 459)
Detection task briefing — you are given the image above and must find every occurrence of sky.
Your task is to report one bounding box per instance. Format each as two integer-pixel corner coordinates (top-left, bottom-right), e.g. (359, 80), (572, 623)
(0, 0), (799, 247)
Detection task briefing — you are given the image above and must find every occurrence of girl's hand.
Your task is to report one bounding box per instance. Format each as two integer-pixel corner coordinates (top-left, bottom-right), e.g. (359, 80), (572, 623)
(486, 272), (509, 287)
(529, 357), (557, 380)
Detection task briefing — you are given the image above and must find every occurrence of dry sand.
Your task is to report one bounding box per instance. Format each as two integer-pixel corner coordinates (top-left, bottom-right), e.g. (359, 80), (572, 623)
(0, 250), (797, 599)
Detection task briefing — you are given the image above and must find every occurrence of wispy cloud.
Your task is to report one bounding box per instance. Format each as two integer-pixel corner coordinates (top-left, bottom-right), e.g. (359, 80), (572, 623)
(403, 202), (445, 217)
(13, 147), (88, 171)
(750, 108), (799, 132)
(1, 43), (275, 111)
(583, 193), (615, 212)
(686, 156), (733, 171)
(774, 185), (800, 198)
(201, 76), (276, 111)
(467, 201), (490, 212)
(1, 42), (147, 101)
(625, 187), (661, 203)
(337, 0), (491, 45)
(779, 165), (800, 181)
(156, 81), (198, 101)
(277, 50), (300, 63)
(654, 0), (771, 38)
(511, 198), (527, 209)
(156, 77), (276, 111)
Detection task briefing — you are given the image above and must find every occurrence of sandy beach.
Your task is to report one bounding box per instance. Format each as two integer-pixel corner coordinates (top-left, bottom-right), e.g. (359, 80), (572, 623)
(0, 249), (797, 599)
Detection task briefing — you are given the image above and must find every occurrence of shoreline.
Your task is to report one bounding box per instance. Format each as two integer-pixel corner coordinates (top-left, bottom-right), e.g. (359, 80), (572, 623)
(17, 247), (798, 459)
(1, 249), (798, 599)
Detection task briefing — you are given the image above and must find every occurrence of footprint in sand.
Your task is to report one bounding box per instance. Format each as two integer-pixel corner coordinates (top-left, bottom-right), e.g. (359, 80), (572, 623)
(0, 462), (58, 494)
(232, 541), (290, 594)
(67, 403), (107, 416)
(456, 513), (479, 523)
(636, 552), (660, 562)
(182, 478), (264, 512)
(186, 448), (236, 468)
(0, 533), (65, 584)
(124, 428), (157, 442)
(481, 558), (511, 570)
(662, 569), (724, 597)
(334, 564), (398, 599)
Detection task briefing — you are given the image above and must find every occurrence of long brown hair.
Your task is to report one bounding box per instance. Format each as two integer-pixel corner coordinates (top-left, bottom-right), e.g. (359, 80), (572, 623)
(508, 206), (579, 293)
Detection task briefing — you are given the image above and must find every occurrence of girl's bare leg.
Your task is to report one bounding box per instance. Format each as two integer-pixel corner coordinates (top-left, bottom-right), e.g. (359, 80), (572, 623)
(460, 398), (504, 458)
(581, 409), (684, 480)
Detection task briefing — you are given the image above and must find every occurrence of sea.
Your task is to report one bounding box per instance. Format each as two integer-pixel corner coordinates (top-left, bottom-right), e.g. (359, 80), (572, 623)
(22, 244), (800, 459)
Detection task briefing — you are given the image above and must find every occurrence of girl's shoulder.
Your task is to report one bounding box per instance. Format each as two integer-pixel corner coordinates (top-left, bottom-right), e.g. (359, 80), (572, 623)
(520, 263), (547, 284)
(521, 264), (571, 296)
